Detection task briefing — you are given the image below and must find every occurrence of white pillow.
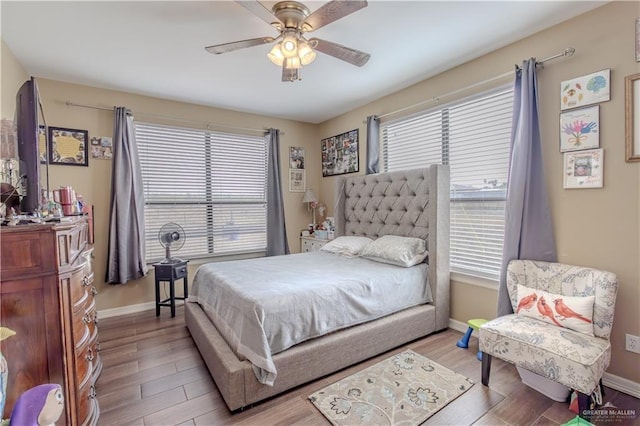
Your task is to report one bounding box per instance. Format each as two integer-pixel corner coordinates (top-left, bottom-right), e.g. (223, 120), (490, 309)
(516, 284), (595, 336)
(360, 235), (428, 267)
(320, 236), (373, 258)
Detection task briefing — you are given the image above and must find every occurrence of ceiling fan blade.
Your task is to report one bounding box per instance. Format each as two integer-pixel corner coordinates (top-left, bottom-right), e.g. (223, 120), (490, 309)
(205, 37), (274, 54)
(310, 38), (370, 67)
(236, 1), (282, 28)
(302, 0), (367, 32)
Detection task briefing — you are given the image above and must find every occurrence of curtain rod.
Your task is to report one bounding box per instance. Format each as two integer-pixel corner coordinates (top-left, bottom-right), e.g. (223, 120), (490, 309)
(372, 47), (575, 122)
(64, 101), (274, 134)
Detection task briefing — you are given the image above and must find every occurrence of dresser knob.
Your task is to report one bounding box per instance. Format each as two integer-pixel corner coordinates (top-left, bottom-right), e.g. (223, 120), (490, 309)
(82, 314), (91, 324)
(91, 286), (98, 296)
(86, 349), (94, 362)
(93, 314), (99, 325)
(82, 276), (90, 287)
(89, 385), (97, 399)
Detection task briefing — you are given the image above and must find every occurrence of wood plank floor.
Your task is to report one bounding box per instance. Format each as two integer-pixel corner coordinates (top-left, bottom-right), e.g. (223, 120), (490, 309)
(96, 306), (640, 425)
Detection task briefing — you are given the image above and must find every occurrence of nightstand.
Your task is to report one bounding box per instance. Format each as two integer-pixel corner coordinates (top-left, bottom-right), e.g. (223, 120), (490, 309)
(153, 260), (189, 318)
(300, 236), (331, 252)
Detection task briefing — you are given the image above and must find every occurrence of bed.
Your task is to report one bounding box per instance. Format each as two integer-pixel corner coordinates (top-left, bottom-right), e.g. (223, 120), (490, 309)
(185, 165), (450, 411)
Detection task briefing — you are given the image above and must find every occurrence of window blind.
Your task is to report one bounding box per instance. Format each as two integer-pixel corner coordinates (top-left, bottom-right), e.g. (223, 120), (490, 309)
(136, 122), (268, 262)
(382, 88), (513, 280)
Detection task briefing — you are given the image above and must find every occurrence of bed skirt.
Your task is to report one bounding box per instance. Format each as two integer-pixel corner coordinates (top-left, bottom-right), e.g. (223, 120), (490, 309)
(185, 301), (439, 411)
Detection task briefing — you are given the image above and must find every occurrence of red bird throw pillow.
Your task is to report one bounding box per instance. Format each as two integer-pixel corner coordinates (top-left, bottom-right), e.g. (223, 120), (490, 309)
(516, 284), (595, 336)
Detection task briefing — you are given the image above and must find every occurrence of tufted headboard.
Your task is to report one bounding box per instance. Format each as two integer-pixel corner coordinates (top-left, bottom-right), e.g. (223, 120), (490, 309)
(333, 165), (450, 330)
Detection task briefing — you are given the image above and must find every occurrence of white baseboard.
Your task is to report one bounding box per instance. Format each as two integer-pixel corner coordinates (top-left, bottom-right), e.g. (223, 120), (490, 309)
(447, 318), (640, 399)
(602, 373), (640, 399)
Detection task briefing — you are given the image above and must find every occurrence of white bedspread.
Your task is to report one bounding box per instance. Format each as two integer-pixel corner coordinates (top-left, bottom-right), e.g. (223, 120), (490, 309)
(188, 251), (431, 386)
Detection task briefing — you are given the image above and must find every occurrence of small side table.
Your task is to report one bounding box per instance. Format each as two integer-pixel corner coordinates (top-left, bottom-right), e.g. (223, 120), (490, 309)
(153, 260), (189, 318)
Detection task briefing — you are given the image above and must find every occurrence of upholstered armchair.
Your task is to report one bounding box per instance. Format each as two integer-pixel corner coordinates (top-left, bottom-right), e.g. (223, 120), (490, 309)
(479, 260), (617, 415)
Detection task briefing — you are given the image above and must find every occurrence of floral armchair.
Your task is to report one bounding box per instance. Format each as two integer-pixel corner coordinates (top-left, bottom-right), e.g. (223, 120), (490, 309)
(479, 260), (617, 415)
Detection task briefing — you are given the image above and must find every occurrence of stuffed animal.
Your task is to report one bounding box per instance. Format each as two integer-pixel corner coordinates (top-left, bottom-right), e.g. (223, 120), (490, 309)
(9, 384), (64, 426)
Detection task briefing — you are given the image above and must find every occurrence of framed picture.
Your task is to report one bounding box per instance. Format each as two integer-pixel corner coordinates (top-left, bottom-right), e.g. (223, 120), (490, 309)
(38, 125), (47, 163)
(289, 146), (305, 169)
(321, 129), (359, 177)
(289, 169), (305, 192)
(625, 73), (640, 162)
(90, 136), (113, 160)
(560, 69), (610, 111)
(48, 127), (88, 166)
(636, 18), (640, 62)
(563, 148), (603, 189)
(560, 106), (599, 152)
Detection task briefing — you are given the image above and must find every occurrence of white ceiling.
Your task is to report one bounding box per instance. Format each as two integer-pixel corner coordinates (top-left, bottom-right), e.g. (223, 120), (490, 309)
(1, 1), (606, 124)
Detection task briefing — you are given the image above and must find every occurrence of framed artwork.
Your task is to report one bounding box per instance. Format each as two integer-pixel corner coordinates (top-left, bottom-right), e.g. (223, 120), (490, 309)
(563, 148), (603, 189)
(90, 136), (113, 160)
(289, 169), (305, 192)
(636, 18), (640, 62)
(560, 69), (610, 111)
(321, 129), (359, 177)
(38, 125), (47, 163)
(560, 106), (599, 152)
(289, 146), (305, 169)
(49, 127), (88, 166)
(625, 73), (640, 162)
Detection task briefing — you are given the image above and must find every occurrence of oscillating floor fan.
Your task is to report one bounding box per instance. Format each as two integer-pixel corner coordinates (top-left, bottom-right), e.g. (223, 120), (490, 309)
(158, 222), (185, 263)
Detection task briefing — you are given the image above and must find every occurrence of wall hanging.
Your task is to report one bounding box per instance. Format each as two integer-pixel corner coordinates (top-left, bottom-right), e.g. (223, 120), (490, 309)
(560, 105), (599, 152)
(625, 73), (640, 162)
(321, 129), (359, 177)
(560, 69), (610, 111)
(563, 148), (603, 188)
(48, 127), (88, 166)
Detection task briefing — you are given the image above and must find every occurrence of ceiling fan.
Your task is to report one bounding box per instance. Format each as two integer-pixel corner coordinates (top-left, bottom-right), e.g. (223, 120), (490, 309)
(205, 0), (371, 82)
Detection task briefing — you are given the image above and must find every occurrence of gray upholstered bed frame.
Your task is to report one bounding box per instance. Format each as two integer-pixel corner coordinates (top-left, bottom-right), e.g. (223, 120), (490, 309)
(185, 165), (450, 411)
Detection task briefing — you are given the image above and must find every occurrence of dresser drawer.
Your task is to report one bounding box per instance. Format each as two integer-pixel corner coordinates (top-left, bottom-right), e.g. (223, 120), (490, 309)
(84, 299), (98, 343)
(57, 222), (87, 270)
(69, 267), (92, 315)
(76, 342), (93, 390)
(76, 380), (95, 426)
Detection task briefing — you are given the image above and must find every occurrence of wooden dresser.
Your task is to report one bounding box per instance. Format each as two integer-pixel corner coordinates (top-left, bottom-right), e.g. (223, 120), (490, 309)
(0, 217), (101, 425)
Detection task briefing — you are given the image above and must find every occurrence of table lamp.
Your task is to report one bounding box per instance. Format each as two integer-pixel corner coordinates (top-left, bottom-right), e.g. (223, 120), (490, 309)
(302, 189), (318, 227)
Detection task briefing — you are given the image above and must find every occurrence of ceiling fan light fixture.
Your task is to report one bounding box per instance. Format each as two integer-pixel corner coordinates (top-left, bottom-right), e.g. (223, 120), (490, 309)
(267, 42), (285, 66)
(281, 32), (298, 58)
(297, 40), (316, 65)
(284, 56), (301, 70)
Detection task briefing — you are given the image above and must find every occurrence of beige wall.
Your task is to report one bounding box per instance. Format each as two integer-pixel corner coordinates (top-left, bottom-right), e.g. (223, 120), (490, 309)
(1, 39), (28, 118)
(318, 1), (639, 384)
(1, 1), (638, 384)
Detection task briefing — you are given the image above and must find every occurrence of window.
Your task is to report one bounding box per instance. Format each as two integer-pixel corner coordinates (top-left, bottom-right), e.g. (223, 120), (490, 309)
(382, 88), (513, 280)
(136, 122), (268, 262)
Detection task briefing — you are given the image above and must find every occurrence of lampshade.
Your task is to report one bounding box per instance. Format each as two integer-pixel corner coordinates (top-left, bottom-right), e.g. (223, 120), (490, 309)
(284, 56), (301, 70)
(302, 189), (317, 204)
(267, 42), (285, 66)
(297, 40), (316, 65)
(281, 32), (298, 58)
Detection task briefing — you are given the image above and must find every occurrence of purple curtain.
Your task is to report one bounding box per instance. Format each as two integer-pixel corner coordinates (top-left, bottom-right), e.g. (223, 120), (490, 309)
(497, 59), (557, 315)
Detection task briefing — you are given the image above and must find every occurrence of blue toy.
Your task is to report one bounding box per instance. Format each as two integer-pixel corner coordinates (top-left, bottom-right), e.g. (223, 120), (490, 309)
(456, 318), (487, 361)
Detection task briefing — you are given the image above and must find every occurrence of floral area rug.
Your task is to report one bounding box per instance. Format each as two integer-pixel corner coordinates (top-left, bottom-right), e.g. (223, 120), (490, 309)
(309, 349), (474, 426)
